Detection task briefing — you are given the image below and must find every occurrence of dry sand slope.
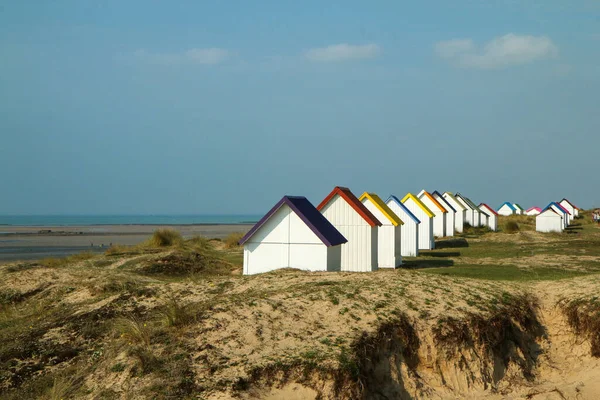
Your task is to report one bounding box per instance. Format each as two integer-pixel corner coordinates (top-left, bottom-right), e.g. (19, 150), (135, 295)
(2, 223), (600, 399)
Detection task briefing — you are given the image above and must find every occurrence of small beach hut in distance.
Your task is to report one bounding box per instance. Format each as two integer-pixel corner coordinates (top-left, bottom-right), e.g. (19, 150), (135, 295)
(536, 207), (563, 233)
(417, 190), (447, 237)
(239, 196), (347, 275)
(497, 202), (517, 216)
(513, 203), (525, 215)
(432, 191), (456, 237)
(359, 192), (403, 268)
(479, 203), (498, 231)
(559, 199), (579, 219)
(318, 187), (382, 272)
(549, 202), (571, 228)
(526, 207), (542, 216)
(443, 192), (466, 233)
(401, 193), (435, 250)
(455, 193), (481, 227)
(386, 195), (420, 257)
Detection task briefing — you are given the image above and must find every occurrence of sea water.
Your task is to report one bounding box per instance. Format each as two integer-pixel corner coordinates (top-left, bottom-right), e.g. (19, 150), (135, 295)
(0, 215), (261, 226)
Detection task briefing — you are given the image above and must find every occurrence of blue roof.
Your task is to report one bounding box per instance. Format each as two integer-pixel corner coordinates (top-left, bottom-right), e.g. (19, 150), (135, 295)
(543, 202), (568, 215)
(498, 202), (517, 212)
(385, 195), (421, 224)
(432, 191), (457, 213)
(239, 196), (347, 247)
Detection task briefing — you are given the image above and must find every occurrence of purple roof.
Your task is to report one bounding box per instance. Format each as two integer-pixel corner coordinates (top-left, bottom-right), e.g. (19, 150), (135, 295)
(239, 196), (347, 247)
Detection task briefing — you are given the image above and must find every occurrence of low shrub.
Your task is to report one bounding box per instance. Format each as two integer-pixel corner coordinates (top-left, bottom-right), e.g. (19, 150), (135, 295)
(504, 221), (520, 233)
(224, 232), (245, 249)
(147, 229), (183, 247)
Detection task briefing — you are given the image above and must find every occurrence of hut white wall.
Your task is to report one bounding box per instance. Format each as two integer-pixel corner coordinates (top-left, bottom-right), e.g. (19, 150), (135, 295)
(479, 212), (489, 228)
(402, 199), (434, 250)
(418, 195), (446, 237)
(243, 205), (337, 275)
(432, 194), (455, 237)
(479, 208), (498, 231)
(361, 199), (401, 268)
(443, 194), (465, 233)
(320, 195), (378, 272)
(536, 211), (563, 233)
(386, 200), (419, 257)
(550, 205), (569, 228)
(526, 209), (540, 216)
(456, 198), (475, 226)
(497, 205), (515, 216)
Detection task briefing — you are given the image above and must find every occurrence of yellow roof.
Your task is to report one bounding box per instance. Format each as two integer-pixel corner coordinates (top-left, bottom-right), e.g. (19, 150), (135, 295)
(359, 192), (403, 226)
(401, 193), (435, 218)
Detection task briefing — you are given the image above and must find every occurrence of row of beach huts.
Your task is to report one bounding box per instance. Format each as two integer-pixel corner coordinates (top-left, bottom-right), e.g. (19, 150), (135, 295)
(238, 186), (538, 275)
(497, 199), (580, 233)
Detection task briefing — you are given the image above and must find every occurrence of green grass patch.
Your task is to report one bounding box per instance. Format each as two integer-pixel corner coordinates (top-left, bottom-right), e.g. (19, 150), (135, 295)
(420, 264), (593, 281)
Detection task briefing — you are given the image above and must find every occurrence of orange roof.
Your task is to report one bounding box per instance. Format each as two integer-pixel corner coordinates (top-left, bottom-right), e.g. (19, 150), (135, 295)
(317, 186), (382, 227)
(420, 190), (448, 213)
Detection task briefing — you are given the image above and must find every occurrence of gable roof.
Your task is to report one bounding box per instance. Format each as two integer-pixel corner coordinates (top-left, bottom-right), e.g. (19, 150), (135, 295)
(359, 192), (403, 226)
(560, 198), (579, 210)
(385, 196), (421, 224)
(442, 192), (466, 210)
(455, 193), (479, 211)
(401, 193), (435, 218)
(552, 202), (571, 215)
(239, 196), (348, 246)
(544, 202), (570, 215)
(417, 190), (448, 213)
(513, 203), (525, 211)
(317, 186), (382, 227)
(479, 203), (498, 216)
(539, 207), (560, 216)
(498, 202), (517, 211)
(432, 191), (457, 213)
(526, 207), (542, 213)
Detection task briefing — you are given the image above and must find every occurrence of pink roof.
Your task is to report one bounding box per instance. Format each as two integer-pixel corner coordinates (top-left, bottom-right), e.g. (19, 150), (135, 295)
(526, 207), (542, 212)
(479, 203), (498, 216)
(554, 203), (571, 215)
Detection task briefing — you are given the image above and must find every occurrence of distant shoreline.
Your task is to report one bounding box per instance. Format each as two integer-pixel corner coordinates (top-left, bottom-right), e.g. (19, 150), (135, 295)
(0, 223), (253, 263)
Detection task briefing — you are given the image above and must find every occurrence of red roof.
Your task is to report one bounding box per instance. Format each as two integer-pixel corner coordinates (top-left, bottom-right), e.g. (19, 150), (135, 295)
(317, 186), (382, 227)
(560, 198), (579, 210)
(479, 203), (498, 216)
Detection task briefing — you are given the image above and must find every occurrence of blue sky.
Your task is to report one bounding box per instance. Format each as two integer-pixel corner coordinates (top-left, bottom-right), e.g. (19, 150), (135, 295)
(1, 0), (599, 215)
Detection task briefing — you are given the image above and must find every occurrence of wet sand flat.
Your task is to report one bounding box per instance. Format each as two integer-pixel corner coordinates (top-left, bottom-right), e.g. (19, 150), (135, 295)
(0, 224), (252, 263)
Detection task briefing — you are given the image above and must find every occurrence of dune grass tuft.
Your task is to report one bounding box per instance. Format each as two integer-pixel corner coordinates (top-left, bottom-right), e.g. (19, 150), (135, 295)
(147, 229), (183, 247)
(224, 232), (245, 249)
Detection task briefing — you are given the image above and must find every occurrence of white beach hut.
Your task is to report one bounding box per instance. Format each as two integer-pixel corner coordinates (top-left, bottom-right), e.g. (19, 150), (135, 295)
(455, 193), (482, 227)
(386, 195), (420, 257)
(549, 202), (570, 229)
(560, 199), (579, 218)
(526, 207), (542, 216)
(443, 192), (466, 233)
(513, 204), (525, 215)
(536, 207), (563, 233)
(401, 193), (435, 250)
(239, 196), (347, 275)
(318, 186), (382, 272)
(497, 202), (517, 216)
(359, 192), (403, 268)
(432, 191), (456, 237)
(417, 190), (447, 237)
(479, 203), (498, 231)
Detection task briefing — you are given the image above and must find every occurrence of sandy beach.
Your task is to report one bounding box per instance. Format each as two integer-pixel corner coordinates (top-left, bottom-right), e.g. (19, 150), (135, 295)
(0, 224), (253, 263)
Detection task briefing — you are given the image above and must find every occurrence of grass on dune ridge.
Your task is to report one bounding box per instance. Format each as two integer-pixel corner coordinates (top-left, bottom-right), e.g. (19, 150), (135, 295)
(0, 217), (599, 398)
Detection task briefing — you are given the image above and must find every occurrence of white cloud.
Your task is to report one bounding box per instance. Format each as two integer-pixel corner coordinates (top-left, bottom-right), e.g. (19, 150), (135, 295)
(305, 43), (381, 62)
(133, 48), (230, 65)
(435, 34), (558, 69)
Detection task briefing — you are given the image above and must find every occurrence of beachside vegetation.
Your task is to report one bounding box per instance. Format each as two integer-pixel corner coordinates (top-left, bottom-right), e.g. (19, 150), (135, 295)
(0, 219), (599, 398)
